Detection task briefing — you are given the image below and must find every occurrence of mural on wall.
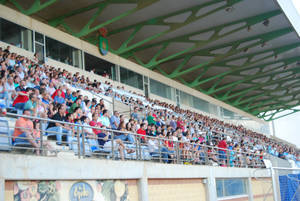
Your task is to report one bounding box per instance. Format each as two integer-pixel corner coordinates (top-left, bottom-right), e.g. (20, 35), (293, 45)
(8, 180), (134, 201)
(13, 181), (60, 201)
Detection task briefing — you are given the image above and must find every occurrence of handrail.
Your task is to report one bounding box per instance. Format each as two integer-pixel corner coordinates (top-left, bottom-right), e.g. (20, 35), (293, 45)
(4, 112), (265, 160)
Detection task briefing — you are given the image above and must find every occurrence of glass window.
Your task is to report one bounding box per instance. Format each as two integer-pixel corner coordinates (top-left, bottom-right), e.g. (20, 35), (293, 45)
(84, 52), (116, 80)
(35, 32), (44, 44)
(216, 178), (248, 198)
(150, 79), (175, 100)
(120, 67), (143, 90)
(180, 91), (193, 107)
(46, 37), (82, 68)
(193, 96), (209, 113)
(0, 18), (33, 51)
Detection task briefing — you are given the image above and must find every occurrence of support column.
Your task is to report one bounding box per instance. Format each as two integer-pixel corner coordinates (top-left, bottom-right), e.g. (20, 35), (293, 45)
(248, 177), (254, 201)
(138, 177), (149, 201)
(206, 169), (217, 201)
(0, 178), (4, 201)
(271, 168), (280, 201)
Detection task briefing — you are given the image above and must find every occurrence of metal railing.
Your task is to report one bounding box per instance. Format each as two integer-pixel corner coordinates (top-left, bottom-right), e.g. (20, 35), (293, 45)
(0, 112), (267, 168)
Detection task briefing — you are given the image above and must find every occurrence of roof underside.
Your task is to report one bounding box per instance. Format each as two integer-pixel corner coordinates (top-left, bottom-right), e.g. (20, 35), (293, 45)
(2, 0), (300, 121)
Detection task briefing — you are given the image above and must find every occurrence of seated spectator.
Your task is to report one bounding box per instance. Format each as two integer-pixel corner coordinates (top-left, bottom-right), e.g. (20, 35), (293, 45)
(24, 93), (38, 116)
(13, 87), (32, 110)
(69, 98), (81, 114)
(110, 111), (120, 130)
(13, 109), (40, 155)
(131, 107), (140, 121)
(5, 77), (16, 103)
(80, 116), (99, 152)
(89, 113), (103, 135)
(99, 109), (111, 128)
(53, 90), (65, 104)
(15, 80), (26, 92)
(33, 119), (53, 154)
(0, 77), (8, 106)
(147, 111), (156, 125)
(147, 136), (170, 163)
(137, 123), (147, 143)
(46, 105), (72, 145)
(164, 133), (175, 163)
(115, 121), (135, 144)
(97, 126), (134, 160)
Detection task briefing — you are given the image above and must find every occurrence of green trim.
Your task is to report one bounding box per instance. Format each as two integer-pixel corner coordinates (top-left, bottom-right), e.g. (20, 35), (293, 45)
(124, 10), (281, 69)
(189, 40), (298, 87)
(109, 0), (243, 55)
(167, 28), (292, 80)
(211, 57), (300, 96)
(48, 0), (159, 37)
(8, 0), (57, 15)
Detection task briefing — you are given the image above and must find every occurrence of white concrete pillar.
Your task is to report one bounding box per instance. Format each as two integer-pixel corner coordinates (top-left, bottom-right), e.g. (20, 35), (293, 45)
(248, 177), (254, 201)
(138, 177), (149, 201)
(0, 178), (4, 201)
(206, 169), (217, 201)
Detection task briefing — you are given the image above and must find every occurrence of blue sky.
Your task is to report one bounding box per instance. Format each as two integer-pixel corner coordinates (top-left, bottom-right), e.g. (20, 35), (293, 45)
(292, 0), (300, 14)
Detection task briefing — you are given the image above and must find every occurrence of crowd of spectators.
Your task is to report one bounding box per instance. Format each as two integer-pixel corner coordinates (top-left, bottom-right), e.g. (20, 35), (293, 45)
(0, 45), (299, 167)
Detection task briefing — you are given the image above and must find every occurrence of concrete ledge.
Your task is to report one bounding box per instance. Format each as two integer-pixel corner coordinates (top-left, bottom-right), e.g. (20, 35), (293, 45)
(0, 153), (270, 180)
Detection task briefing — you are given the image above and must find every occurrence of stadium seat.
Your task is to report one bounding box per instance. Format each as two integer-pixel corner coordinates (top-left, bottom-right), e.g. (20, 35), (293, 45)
(0, 119), (12, 151)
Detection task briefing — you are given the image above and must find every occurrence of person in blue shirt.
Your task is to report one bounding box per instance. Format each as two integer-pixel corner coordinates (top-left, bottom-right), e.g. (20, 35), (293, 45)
(110, 111), (120, 130)
(53, 90), (65, 104)
(24, 93), (37, 115)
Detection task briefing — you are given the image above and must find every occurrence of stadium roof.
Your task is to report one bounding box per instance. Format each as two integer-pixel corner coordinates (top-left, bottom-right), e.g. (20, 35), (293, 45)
(2, 0), (300, 121)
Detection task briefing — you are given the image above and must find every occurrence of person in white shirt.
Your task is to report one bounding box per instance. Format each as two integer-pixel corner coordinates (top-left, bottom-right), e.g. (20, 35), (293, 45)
(47, 82), (56, 95)
(5, 77), (16, 106)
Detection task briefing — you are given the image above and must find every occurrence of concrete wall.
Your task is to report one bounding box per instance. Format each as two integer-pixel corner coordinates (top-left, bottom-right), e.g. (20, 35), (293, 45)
(251, 178), (274, 201)
(0, 154), (273, 201)
(0, 4), (266, 124)
(148, 179), (206, 201)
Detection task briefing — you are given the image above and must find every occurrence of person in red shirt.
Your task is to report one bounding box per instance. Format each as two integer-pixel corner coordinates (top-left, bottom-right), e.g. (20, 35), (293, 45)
(137, 123), (147, 143)
(164, 133), (175, 163)
(13, 88), (32, 110)
(176, 116), (184, 131)
(217, 137), (228, 166)
(51, 85), (65, 100)
(89, 113), (103, 135)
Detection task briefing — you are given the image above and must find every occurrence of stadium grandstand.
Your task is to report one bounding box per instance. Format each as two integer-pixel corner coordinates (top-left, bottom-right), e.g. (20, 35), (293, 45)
(0, 0), (299, 201)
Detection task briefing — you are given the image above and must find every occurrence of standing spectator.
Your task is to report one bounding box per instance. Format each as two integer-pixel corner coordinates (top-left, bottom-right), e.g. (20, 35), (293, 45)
(218, 137), (228, 166)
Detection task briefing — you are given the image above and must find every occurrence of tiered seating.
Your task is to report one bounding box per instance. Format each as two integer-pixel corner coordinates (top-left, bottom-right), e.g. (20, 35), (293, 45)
(0, 45), (298, 167)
